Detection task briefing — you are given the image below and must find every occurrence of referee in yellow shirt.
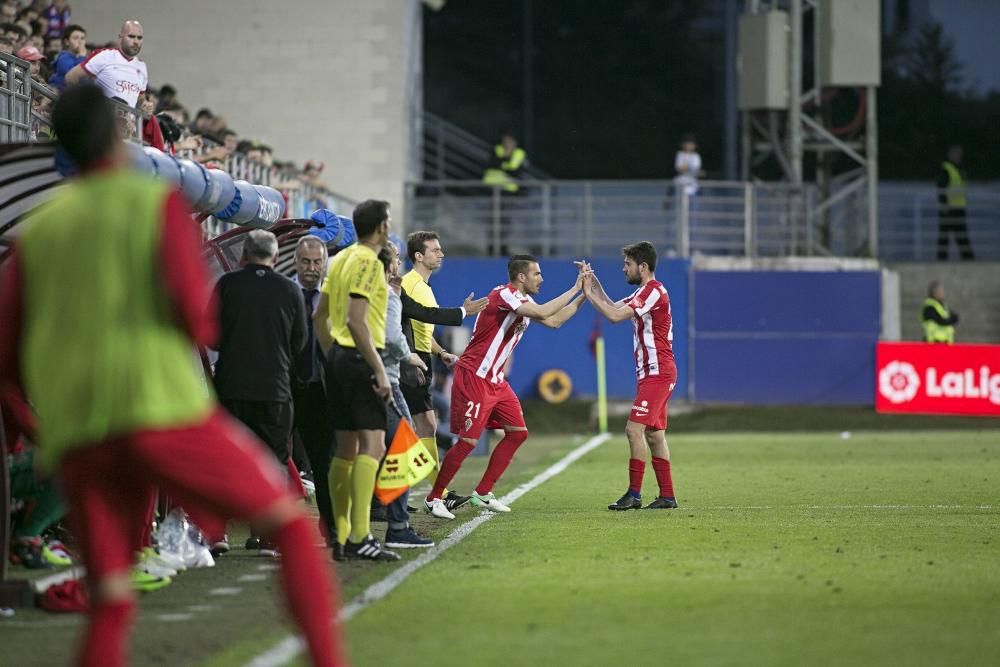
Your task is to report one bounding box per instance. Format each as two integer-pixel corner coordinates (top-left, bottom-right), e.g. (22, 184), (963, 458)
(314, 199), (400, 562)
(401, 231), (473, 513)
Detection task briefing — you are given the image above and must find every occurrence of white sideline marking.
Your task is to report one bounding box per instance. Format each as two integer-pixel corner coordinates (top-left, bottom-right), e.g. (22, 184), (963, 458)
(237, 574), (269, 582)
(156, 613), (194, 622)
(208, 587), (243, 596)
(244, 432), (613, 667)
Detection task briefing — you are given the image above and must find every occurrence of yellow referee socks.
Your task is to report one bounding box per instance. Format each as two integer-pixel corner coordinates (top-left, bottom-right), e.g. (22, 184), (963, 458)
(348, 454), (380, 544)
(329, 457), (353, 546)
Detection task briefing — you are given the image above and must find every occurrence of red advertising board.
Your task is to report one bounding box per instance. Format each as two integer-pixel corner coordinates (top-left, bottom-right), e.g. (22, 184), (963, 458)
(876, 342), (1000, 417)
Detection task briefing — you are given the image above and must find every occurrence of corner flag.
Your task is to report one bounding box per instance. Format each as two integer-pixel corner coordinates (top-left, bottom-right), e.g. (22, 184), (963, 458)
(375, 416), (435, 505)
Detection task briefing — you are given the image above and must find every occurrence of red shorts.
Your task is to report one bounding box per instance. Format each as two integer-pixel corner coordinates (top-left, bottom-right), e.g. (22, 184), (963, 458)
(629, 375), (676, 431)
(58, 408), (289, 579)
(450, 366), (526, 440)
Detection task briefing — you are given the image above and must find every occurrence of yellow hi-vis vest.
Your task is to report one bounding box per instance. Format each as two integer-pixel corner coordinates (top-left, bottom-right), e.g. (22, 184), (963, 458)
(922, 297), (954, 344)
(941, 161), (967, 208)
(483, 146), (526, 193)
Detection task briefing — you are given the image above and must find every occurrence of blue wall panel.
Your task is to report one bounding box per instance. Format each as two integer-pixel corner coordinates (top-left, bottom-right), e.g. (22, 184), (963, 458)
(692, 271), (881, 405)
(427, 257), (689, 400)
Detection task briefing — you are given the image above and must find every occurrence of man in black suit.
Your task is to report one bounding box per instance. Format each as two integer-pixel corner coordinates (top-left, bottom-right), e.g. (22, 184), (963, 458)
(291, 235), (336, 543)
(213, 229), (308, 553)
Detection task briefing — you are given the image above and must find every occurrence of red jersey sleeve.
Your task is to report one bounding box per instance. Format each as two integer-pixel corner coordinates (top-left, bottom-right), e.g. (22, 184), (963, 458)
(158, 190), (218, 347)
(0, 250), (38, 444)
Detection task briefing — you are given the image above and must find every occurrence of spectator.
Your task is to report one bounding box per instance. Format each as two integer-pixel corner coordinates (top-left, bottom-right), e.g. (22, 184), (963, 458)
(0, 2), (15, 23)
(156, 82), (177, 112)
(16, 44), (45, 81)
(0, 34), (14, 55)
(219, 127), (238, 153)
(673, 132), (703, 198)
(921, 281), (959, 344)
(190, 106), (212, 134)
(65, 19), (147, 109)
(482, 133), (527, 255)
(212, 229), (308, 553)
(3, 22), (28, 51)
(48, 23), (83, 89)
(42, 0), (70, 39)
(42, 33), (59, 59)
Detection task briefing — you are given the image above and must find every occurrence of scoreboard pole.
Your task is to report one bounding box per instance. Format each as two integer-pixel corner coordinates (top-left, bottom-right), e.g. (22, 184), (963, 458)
(595, 336), (608, 434)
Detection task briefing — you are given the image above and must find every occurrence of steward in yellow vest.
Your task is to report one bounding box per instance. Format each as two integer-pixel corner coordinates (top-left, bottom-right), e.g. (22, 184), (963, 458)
(936, 145), (974, 260)
(483, 133), (527, 193)
(921, 281), (958, 343)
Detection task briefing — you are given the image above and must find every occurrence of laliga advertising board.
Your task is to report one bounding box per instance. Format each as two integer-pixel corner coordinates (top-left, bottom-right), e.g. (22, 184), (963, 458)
(876, 342), (1000, 417)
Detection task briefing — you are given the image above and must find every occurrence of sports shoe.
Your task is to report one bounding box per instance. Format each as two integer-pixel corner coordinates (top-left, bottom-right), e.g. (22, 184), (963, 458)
(43, 540), (74, 566)
(643, 496), (678, 510)
(343, 534), (401, 562)
(210, 535), (230, 557)
(443, 491), (472, 511)
(470, 491), (511, 513)
(139, 548), (178, 577)
(245, 536), (262, 550)
(422, 497), (455, 520)
(385, 526), (434, 549)
(607, 492), (642, 511)
(258, 539), (280, 558)
(130, 568), (171, 592)
(10, 537), (52, 569)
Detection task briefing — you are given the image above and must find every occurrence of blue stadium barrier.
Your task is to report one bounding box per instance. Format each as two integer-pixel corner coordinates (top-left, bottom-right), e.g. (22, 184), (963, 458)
(690, 270), (881, 405)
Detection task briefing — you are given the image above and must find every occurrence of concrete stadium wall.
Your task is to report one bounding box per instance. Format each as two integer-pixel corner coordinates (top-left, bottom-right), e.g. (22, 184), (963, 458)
(74, 0), (421, 215)
(890, 262), (1000, 344)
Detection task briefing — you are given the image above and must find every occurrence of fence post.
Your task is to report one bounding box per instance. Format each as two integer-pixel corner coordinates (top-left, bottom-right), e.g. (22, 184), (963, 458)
(677, 187), (690, 257)
(491, 186), (502, 256)
(744, 182), (754, 257)
(541, 183), (552, 258)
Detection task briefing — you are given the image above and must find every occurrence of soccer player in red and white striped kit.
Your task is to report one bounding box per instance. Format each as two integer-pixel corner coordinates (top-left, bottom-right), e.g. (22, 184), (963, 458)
(581, 241), (679, 510)
(422, 255), (586, 517)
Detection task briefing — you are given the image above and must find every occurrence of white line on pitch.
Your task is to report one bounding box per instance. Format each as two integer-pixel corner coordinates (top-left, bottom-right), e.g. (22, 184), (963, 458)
(243, 432), (613, 667)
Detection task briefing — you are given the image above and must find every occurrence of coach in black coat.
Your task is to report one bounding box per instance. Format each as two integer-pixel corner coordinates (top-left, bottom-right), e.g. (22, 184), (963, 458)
(213, 230), (307, 467)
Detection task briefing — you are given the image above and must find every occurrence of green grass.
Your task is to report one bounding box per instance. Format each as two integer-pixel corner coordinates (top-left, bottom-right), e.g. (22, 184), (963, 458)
(3, 422), (999, 667)
(343, 429), (1000, 667)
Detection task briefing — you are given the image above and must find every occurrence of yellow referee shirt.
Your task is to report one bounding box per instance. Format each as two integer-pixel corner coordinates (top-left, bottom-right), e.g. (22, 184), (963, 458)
(400, 270), (437, 353)
(322, 243), (388, 349)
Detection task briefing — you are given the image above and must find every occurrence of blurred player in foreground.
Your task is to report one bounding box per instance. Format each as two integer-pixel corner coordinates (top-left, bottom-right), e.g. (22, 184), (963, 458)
(580, 241), (679, 511)
(0, 85), (344, 666)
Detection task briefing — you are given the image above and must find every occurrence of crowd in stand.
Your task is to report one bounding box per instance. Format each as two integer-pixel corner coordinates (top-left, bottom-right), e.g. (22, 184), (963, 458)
(0, 1), (333, 206)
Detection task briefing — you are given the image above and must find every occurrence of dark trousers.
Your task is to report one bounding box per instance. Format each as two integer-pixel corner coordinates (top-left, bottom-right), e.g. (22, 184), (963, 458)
(937, 209), (974, 260)
(292, 381), (335, 537)
(219, 398), (293, 466)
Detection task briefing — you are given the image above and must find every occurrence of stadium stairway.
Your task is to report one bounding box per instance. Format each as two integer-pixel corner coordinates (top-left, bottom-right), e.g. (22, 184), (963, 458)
(889, 262), (1000, 344)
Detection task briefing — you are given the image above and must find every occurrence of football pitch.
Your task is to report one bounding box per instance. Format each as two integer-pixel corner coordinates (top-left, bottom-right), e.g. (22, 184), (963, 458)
(3, 419), (999, 667)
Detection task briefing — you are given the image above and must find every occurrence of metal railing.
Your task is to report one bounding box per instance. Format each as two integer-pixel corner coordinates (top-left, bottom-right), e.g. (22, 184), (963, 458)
(406, 180), (823, 258)
(0, 53), (31, 142)
(421, 111), (550, 181)
(407, 179), (1000, 261)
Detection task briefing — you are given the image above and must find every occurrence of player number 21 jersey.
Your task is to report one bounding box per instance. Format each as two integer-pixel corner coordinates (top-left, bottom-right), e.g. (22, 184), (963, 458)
(457, 283), (534, 385)
(620, 280), (676, 381)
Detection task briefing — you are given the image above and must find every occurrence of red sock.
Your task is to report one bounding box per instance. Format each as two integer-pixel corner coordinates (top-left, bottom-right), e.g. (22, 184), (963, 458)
(651, 457), (674, 498)
(475, 430), (528, 495)
(270, 516), (345, 667)
(79, 599), (134, 667)
(428, 439), (475, 500)
(628, 458), (645, 495)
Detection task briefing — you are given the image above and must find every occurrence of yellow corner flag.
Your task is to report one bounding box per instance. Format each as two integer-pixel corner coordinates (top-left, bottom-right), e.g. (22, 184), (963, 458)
(375, 417), (435, 505)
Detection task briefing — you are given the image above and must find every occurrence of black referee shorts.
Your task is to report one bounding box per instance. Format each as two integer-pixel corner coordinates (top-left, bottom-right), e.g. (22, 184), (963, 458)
(327, 345), (389, 432)
(400, 350), (434, 415)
